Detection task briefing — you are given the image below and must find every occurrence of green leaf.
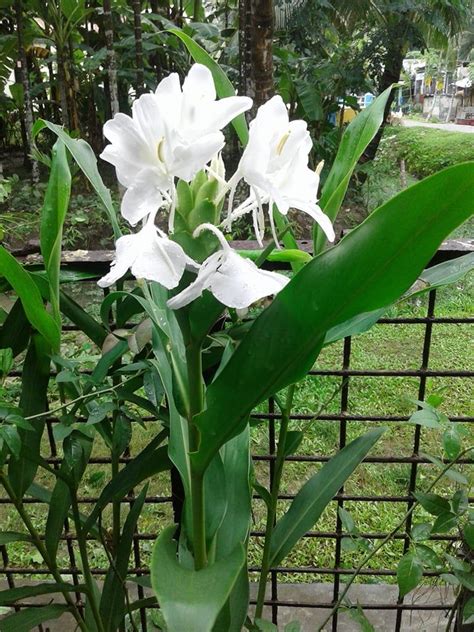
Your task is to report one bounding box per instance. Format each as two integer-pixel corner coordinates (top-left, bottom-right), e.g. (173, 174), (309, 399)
(414, 492), (450, 516)
(269, 428), (384, 566)
(341, 603), (375, 632)
(338, 507), (356, 534)
(8, 335), (50, 497)
(40, 139), (71, 326)
(193, 163), (474, 472)
(397, 551), (423, 597)
(432, 512), (457, 533)
(409, 408), (441, 429)
(454, 570), (474, 592)
(0, 604), (70, 632)
(253, 482), (272, 509)
(463, 596), (474, 624)
(60, 291), (107, 347)
(415, 544), (444, 571)
(33, 120), (121, 238)
(215, 427), (251, 559)
(443, 425), (461, 460)
(151, 526), (246, 632)
(100, 485), (148, 631)
(0, 247), (60, 350)
(464, 522), (474, 549)
(313, 86), (393, 254)
(414, 252), (474, 295)
(420, 452), (468, 485)
(0, 531), (31, 545)
(83, 431), (170, 533)
(169, 29), (249, 146)
(282, 430), (303, 458)
(0, 583), (84, 606)
(411, 522), (432, 542)
(0, 425), (20, 458)
(44, 476), (71, 562)
(284, 621), (302, 632)
(323, 308), (387, 346)
(0, 300), (30, 357)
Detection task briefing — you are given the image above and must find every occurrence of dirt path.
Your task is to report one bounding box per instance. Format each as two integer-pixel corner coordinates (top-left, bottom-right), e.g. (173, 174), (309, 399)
(401, 119), (474, 134)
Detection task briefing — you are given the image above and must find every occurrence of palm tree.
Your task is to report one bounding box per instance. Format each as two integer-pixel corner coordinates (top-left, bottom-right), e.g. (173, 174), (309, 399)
(251, 0), (274, 106)
(103, 0), (120, 117)
(131, 0), (145, 96)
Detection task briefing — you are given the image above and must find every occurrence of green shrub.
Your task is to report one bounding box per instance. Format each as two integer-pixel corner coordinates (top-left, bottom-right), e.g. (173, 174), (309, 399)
(384, 127), (474, 179)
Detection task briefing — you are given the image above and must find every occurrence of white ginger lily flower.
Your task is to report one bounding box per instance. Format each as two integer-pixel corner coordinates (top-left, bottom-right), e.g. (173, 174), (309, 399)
(224, 95), (335, 246)
(101, 64), (252, 227)
(167, 224), (289, 310)
(98, 213), (197, 289)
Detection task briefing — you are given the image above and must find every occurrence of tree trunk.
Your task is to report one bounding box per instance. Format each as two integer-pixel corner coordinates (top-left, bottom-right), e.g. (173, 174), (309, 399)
(14, 0), (39, 182)
(56, 44), (71, 129)
(131, 0), (145, 96)
(251, 0), (274, 106)
(103, 0), (120, 117)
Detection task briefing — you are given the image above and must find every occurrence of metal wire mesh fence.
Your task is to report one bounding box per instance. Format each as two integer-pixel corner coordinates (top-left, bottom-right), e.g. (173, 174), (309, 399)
(1, 243), (472, 631)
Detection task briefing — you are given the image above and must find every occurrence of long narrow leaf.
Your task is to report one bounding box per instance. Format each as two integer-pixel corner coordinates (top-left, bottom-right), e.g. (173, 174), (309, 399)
(8, 335), (50, 497)
(0, 604), (70, 632)
(0, 247), (60, 350)
(99, 485), (148, 631)
(40, 139), (71, 325)
(84, 433), (169, 534)
(33, 119), (121, 238)
(0, 583), (85, 606)
(269, 428), (384, 565)
(314, 86), (392, 254)
(193, 163), (474, 472)
(0, 298), (31, 357)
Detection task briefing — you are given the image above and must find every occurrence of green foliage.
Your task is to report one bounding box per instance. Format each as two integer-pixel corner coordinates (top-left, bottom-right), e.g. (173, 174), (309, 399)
(384, 127), (474, 178)
(151, 526), (246, 632)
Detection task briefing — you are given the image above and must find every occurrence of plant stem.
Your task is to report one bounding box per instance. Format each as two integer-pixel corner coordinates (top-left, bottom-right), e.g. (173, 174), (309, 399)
(186, 340), (207, 570)
(316, 446), (474, 631)
(255, 384), (296, 620)
(70, 492), (106, 632)
(0, 471), (88, 632)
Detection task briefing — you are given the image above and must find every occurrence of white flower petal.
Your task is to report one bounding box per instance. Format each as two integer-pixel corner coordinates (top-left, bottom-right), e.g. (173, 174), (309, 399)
(207, 96), (253, 132)
(121, 169), (165, 226)
(131, 231), (188, 289)
(182, 64), (216, 101)
(296, 204), (336, 242)
(97, 233), (139, 287)
(101, 114), (153, 186)
(209, 251), (289, 309)
(98, 221), (193, 290)
(172, 132), (225, 182)
(132, 94), (167, 155)
(154, 73), (182, 129)
(167, 254), (221, 309)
